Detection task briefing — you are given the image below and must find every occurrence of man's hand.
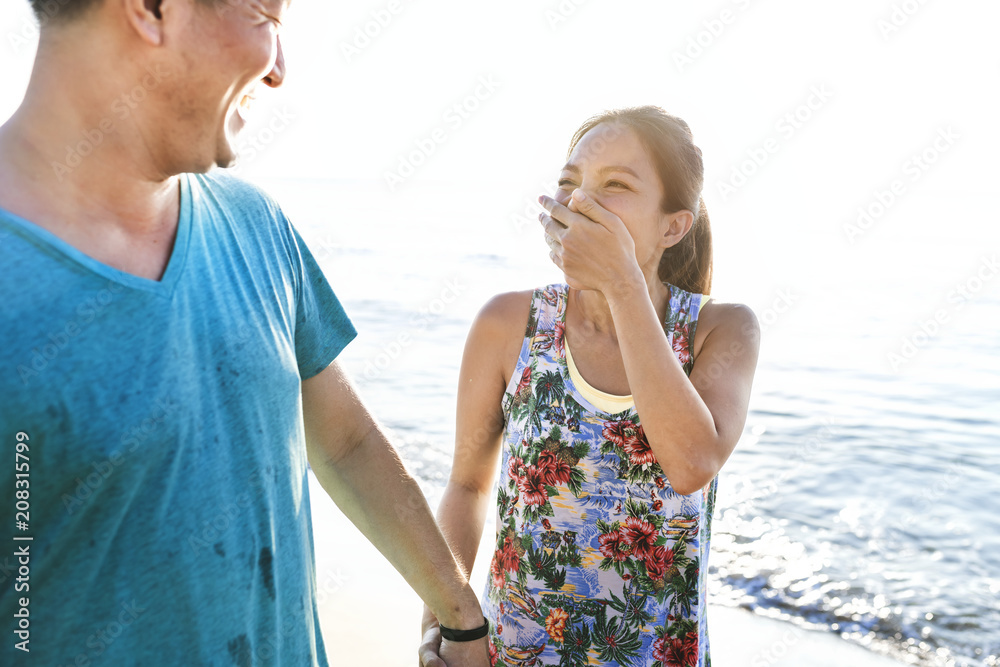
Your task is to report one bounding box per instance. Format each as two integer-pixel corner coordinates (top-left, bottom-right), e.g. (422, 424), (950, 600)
(418, 625), (490, 667)
(418, 624), (444, 667)
(440, 636), (490, 666)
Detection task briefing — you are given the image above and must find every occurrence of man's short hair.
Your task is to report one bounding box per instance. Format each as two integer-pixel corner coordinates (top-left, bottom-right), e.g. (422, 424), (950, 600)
(30, 0), (100, 24)
(30, 0), (223, 25)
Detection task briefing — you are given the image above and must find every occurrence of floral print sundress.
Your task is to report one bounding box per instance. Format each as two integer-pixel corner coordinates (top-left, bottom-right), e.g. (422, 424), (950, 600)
(483, 283), (714, 667)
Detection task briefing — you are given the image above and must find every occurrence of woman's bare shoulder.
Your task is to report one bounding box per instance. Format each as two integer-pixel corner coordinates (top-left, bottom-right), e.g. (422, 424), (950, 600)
(477, 290), (535, 325)
(469, 290), (536, 382)
(473, 290), (535, 348)
(693, 296), (760, 358)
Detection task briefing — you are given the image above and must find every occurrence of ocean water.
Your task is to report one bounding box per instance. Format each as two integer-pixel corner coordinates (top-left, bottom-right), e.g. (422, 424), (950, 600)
(268, 178), (999, 667)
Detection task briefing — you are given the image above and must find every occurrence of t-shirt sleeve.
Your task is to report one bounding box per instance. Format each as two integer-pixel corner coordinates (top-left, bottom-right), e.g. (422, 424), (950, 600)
(288, 224), (357, 380)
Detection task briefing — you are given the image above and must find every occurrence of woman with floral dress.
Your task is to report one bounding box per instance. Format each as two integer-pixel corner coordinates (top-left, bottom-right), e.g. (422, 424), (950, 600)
(419, 107), (760, 667)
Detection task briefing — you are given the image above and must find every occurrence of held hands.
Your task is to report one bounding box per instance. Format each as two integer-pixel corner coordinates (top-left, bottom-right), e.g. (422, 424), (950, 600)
(539, 189), (643, 297)
(418, 622), (444, 667)
(418, 614), (490, 667)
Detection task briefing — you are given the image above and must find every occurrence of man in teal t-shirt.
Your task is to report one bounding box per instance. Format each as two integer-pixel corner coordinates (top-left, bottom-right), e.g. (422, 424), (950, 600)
(0, 1), (489, 665)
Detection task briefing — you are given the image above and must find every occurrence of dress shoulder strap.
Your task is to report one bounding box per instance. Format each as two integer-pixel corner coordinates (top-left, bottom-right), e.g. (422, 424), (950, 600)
(501, 284), (568, 417)
(525, 283), (567, 353)
(663, 282), (706, 377)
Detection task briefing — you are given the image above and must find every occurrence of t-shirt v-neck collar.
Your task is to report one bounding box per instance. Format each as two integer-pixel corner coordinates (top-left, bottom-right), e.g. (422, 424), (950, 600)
(0, 174), (193, 298)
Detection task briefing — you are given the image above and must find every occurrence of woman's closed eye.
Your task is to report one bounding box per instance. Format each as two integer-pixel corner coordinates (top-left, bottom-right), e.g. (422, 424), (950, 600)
(557, 179), (629, 190)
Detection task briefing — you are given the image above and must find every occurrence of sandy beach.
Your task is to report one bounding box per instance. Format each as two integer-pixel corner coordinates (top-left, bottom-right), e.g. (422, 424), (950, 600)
(307, 472), (907, 666)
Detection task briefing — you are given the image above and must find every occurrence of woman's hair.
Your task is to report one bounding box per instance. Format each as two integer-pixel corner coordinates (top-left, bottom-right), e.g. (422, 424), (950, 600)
(567, 106), (713, 296)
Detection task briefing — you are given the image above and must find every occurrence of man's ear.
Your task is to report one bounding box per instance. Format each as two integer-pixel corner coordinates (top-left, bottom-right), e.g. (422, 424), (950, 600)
(122, 0), (165, 46)
(661, 209), (695, 249)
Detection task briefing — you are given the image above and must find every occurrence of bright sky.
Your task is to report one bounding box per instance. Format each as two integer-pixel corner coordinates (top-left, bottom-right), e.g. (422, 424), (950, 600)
(1, 0), (998, 312)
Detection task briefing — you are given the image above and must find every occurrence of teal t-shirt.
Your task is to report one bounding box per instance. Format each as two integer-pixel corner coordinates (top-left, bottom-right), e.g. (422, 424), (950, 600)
(0, 172), (356, 665)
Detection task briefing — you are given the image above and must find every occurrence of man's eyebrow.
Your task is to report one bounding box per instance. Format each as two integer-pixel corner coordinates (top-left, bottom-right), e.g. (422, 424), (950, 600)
(560, 163), (642, 180)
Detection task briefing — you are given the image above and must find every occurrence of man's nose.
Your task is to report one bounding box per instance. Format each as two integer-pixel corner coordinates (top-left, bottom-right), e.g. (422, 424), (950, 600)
(263, 37), (286, 88)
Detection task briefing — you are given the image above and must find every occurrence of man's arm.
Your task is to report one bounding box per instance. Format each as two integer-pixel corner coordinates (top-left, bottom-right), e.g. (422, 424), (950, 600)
(301, 361), (489, 665)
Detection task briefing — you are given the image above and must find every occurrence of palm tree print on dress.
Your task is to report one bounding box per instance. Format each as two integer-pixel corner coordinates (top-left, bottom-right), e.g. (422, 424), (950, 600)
(483, 284), (715, 667)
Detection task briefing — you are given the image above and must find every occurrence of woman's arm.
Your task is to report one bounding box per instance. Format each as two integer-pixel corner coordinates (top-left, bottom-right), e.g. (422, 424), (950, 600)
(419, 291), (532, 667)
(604, 285), (759, 494)
(541, 191), (760, 495)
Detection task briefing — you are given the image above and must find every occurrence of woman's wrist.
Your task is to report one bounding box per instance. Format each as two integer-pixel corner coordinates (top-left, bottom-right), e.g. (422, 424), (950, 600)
(602, 270), (647, 305)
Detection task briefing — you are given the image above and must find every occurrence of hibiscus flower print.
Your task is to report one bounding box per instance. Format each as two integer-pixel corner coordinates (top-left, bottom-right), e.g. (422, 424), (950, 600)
(544, 608), (569, 643)
(657, 630), (699, 667)
(489, 554), (506, 589)
(643, 545), (675, 581)
(509, 456), (525, 481)
(498, 533), (521, 573)
(488, 636), (499, 666)
(671, 324), (692, 367)
(603, 417), (659, 468)
(624, 516), (658, 558)
(516, 464), (549, 506)
(537, 450), (572, 486)
(485, 284), (713, 667)
(623, 431), (657, 467)
(598, 527), (632, 562)
(553, 319), (566, 357)
(602, 419), (641, 450)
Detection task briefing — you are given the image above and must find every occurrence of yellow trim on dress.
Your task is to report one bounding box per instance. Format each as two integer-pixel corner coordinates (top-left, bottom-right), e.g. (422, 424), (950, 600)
(564, 336), (635, 413)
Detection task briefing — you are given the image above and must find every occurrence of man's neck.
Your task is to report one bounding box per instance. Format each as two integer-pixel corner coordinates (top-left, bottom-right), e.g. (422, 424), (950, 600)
(0, 107), (182, 282)
(0, 29), (180, 238)
(7, 125), (177, 227)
